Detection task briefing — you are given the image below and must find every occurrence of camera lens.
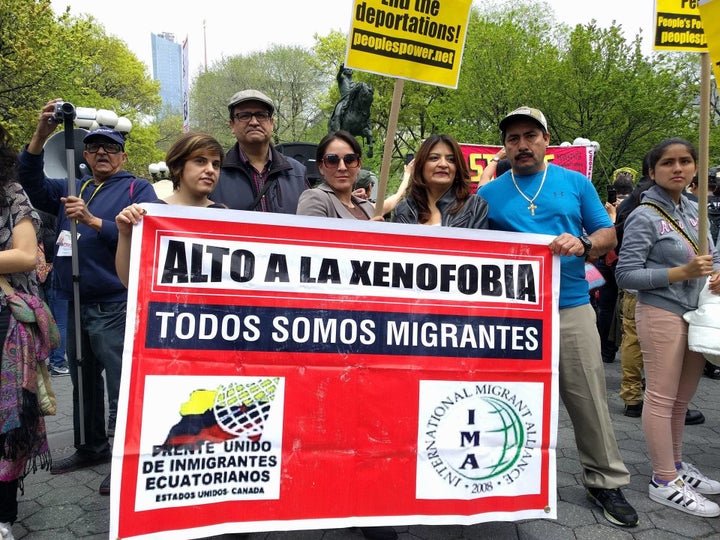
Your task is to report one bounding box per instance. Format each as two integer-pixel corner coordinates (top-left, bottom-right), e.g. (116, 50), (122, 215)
(51, 101), (76, 124)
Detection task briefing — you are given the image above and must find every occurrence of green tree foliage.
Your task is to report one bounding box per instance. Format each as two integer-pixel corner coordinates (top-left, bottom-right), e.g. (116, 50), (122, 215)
(153, 114), (186, 156)
(1, 0), (64, 136)
(547, 25), (698, 183)
(310, 30), (349, 142)
(6, 0), (714, 185)
(294, 2), (714, 188)
(191, 45), (328, 150)
(446, 2), (560, 145)
(430, 0), (709, 186)
(712, 81), (720, 169)
(1, 0), (161, 177)
(123, 123), (164, 178)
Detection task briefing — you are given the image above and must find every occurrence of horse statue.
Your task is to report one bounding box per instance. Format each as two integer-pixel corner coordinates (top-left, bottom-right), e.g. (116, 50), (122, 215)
(328, 64), (374, 157)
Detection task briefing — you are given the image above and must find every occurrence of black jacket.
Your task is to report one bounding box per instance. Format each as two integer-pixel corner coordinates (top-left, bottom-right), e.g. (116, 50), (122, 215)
(392, 189), (489, 229)
(615, 176), (653, 252)
(211, 143), (309, 213)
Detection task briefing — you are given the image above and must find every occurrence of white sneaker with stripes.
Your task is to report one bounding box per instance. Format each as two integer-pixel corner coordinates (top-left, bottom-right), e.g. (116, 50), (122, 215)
(0, 522), (14, 540)
(678, 462), (720, 495)
(649, 476), (720, 518)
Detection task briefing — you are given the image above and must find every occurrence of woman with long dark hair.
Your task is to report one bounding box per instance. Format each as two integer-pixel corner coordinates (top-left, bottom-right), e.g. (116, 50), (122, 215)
(392, 134), (488, 228)
(296, 130), (375, 220)
(616, 138), (720, 517)
(0, 124), (52, 540)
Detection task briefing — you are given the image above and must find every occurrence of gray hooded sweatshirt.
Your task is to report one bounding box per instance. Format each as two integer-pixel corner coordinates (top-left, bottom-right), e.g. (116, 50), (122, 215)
(616, 184), (720, 317)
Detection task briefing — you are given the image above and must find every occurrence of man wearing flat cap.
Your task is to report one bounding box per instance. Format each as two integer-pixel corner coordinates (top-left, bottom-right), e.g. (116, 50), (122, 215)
(211, 89), (310, 212)
(19, 99), (156, 494)
(353, 168), (377, 201)
(480, 107), (638, 528)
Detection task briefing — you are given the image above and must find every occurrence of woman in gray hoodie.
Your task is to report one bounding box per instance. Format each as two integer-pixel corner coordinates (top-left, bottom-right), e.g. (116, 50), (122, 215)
(616, 138), (720, 518)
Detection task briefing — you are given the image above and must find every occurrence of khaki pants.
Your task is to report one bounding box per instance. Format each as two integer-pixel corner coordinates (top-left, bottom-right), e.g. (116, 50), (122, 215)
(559, 304), (631, 488)
(619, 292), (644, 405)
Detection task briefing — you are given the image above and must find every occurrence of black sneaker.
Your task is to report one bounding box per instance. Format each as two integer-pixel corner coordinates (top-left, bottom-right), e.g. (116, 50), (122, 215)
(360, 526), (398, 540)
(704, 362), (720, 379)
(99, 473), (111, 496)
(685, 409), (705, 425)
(624, 402), (643, 418)
(586, 487), (639, 527)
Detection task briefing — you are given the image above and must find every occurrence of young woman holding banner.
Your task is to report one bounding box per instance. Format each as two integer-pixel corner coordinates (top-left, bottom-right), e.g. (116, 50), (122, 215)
(115, 132), (225, 288)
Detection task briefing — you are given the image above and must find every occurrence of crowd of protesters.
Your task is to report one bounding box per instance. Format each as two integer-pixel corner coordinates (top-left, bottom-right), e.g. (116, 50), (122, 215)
(0, 92), (719, 540)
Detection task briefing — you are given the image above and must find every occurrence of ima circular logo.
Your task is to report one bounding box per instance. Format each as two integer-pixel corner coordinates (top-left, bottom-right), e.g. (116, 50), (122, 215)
(421, 383), (537, 496)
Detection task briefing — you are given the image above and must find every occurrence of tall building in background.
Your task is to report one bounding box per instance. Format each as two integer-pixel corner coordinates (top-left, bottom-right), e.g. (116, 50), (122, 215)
(151, 32), (182, 116)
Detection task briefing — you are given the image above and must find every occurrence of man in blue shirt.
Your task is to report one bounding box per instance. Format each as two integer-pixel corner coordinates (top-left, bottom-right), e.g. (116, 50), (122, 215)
(480, 107), (638, 528)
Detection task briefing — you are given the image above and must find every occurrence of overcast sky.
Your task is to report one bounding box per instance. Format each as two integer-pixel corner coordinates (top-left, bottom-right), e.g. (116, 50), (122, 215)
(50, 0), (656, 78)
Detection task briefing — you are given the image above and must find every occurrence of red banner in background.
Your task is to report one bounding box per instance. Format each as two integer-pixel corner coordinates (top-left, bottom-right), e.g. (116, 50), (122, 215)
(110, 206), (560, 539)
(461, 144), (595, 191)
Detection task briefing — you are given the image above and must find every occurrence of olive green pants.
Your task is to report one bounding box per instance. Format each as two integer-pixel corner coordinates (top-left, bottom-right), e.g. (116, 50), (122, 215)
(619, 292), (644, 405)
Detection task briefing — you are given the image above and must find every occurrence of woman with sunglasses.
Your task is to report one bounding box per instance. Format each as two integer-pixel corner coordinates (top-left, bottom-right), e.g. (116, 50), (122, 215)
(297, 131), (376, 220)
(297, 130), (396, 540)
(392, 134), (488, 228)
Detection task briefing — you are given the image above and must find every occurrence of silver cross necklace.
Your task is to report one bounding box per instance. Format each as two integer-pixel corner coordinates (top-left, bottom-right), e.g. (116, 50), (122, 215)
(510, 166), (548, 216)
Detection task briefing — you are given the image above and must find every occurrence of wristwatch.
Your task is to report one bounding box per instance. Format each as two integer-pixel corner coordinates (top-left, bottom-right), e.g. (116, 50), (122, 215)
(491, 157), (500, 162)
(577, 235), (592, 258)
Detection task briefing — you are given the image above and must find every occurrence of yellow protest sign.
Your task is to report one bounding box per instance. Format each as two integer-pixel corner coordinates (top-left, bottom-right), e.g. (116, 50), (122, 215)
(345, 0), (472, 88)
(699, 0), (720, 85)
(654, 0), (707, 51)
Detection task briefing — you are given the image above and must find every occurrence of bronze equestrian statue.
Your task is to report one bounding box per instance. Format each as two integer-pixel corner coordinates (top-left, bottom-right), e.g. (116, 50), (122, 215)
(328, 64), (374, 157)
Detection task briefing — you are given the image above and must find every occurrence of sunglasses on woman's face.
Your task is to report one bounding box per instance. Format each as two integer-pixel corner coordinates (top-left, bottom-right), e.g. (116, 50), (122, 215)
(322, 153), (360, 168)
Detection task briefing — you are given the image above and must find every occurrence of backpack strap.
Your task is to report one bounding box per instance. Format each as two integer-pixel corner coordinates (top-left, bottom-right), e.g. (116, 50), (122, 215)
(250, 177), (277, 211)
(639, 202), (699, 254)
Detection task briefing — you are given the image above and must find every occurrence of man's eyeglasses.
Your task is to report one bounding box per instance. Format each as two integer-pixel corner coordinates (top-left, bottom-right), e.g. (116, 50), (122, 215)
(322, 153), (360, 168)
(85, 142), (123, 154)
(233, 111), (272, 123)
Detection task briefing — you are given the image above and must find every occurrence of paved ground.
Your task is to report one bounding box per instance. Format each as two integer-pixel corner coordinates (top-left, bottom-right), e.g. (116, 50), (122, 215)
(12, 355), (720, 539)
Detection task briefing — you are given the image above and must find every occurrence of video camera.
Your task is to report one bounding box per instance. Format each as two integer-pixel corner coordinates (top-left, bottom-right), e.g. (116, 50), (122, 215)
(43, 103), (132, 179)
(50, 102), (113, 130)
(50, 101), (76, 124)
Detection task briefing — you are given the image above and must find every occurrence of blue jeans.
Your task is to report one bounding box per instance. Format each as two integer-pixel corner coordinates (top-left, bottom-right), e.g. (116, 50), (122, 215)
(66, 301), (126, 455)
(46, 276), (67, 368)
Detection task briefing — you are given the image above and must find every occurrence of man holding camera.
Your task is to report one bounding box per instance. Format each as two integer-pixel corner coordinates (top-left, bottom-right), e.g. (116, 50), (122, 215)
(18, 99), (156, 495)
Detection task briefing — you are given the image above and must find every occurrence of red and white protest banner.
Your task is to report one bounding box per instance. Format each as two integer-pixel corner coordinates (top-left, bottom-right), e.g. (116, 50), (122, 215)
(110, 206), (560, 539)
